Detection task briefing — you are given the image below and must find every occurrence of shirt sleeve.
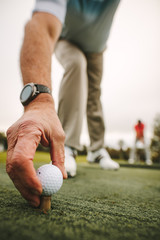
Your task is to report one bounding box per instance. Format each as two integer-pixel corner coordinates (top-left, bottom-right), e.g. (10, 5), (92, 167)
(33, 0), (67, 24)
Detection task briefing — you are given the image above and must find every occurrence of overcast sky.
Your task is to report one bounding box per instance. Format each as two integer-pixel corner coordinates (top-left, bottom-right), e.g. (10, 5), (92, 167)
(0, 0), (160, 148)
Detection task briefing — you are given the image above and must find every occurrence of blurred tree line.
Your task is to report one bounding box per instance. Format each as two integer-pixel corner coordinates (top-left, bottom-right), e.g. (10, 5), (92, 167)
(150, 114), (160, 163)
(0, 132), (130, 159)
(0, 114), (160, 163)
(0, 132), (7, 150)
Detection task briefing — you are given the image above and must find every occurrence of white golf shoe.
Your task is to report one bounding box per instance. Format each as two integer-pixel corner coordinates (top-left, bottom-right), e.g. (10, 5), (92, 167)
(87, 148), (120, 170)
(146, 159), (153, 165)
(64, 146), (77, 177)
(128, 158), (135, 164)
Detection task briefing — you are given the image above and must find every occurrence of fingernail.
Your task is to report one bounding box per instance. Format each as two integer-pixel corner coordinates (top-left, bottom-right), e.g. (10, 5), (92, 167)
(64, 171), (68, 179)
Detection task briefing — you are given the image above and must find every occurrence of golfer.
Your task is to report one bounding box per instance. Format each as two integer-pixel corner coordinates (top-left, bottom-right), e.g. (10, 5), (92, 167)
(128, 120), (152, 165)
(6, 0), (120, 207)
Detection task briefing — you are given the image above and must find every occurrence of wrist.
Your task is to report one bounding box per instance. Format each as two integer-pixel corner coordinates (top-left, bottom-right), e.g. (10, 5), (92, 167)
(24, 93), (55, 112)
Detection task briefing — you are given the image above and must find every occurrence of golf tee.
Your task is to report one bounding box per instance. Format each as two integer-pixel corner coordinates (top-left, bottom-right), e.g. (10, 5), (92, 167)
(39, 196), (51, 211)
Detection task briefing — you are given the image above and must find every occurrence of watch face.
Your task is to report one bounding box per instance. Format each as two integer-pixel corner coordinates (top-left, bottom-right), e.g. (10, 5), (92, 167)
(20, 84), (33, 103)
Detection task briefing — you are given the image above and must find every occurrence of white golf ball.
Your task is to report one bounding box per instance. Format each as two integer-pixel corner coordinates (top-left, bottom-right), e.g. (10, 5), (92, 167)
(36, 164), (63, 196)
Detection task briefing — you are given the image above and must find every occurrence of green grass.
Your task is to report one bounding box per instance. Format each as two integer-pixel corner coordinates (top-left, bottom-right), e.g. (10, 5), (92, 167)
(0, 151), (160, 240)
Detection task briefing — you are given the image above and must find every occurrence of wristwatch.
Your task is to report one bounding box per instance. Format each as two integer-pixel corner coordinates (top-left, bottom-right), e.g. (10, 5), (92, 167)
(20, 83), (51, 106)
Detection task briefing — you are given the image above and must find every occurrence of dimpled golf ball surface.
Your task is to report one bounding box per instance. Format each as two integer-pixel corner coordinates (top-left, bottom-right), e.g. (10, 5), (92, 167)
(36, 164), (63, 196)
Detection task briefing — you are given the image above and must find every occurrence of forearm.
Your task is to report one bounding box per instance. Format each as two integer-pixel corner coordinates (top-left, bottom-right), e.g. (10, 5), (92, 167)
(20, 12), (62, 90)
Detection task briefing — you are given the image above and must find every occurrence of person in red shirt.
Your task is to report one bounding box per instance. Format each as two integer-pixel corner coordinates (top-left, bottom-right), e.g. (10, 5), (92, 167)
(128, 120), (152, 165)
(135, 120), (145, 143)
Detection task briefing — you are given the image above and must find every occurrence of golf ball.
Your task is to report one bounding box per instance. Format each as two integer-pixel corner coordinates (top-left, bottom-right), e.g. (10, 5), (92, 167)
(36, 164), (63, 196)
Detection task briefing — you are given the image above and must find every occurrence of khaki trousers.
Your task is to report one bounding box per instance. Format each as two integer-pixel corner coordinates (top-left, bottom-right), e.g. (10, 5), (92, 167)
(55, 40), (105, 151)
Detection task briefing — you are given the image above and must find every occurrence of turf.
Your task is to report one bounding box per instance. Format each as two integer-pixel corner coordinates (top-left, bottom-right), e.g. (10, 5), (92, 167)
(0, 152), (160, 240)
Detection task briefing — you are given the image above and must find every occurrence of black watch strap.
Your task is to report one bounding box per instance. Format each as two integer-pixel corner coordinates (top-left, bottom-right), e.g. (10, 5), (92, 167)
(36, 84), (51, 94)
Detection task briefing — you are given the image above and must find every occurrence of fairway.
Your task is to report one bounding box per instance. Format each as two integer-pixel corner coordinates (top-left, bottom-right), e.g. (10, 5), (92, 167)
(0, 152), (160, 240)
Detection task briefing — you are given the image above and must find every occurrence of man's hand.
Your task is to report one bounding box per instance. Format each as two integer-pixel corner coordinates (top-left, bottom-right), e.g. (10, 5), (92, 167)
(6, 95), (67, 207)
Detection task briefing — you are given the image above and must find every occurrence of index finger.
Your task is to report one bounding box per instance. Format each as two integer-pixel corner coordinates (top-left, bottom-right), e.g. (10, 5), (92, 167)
(50, 139), (67, 179)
